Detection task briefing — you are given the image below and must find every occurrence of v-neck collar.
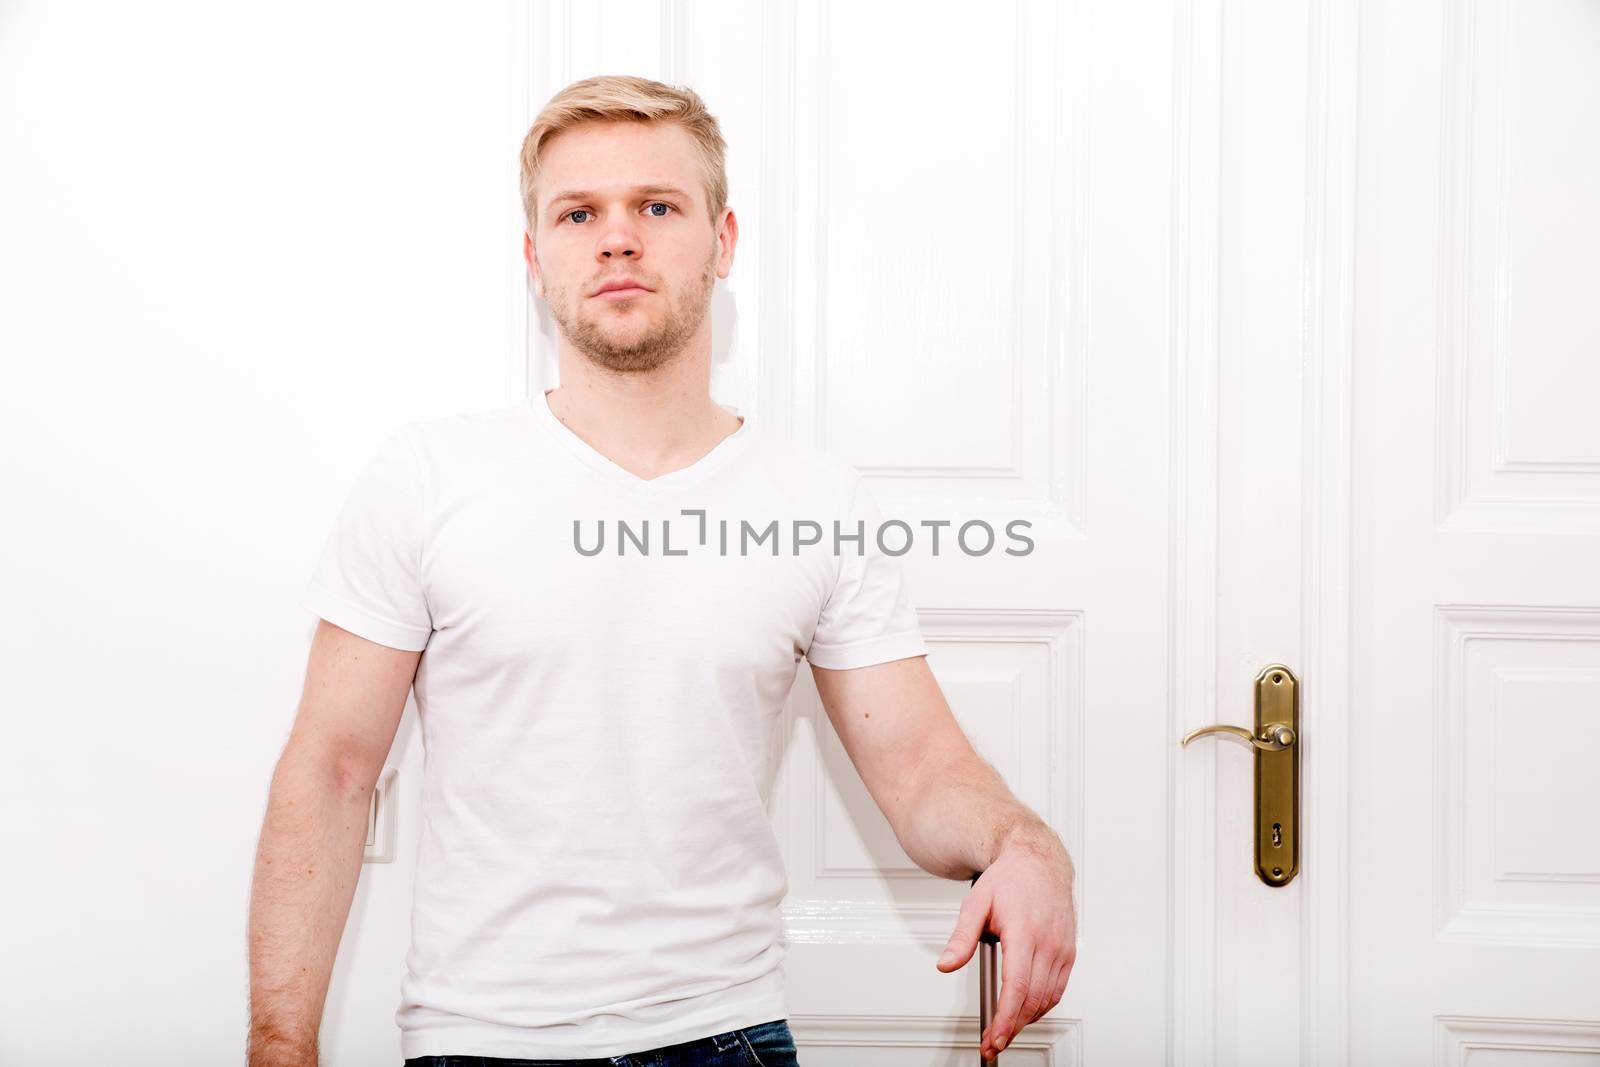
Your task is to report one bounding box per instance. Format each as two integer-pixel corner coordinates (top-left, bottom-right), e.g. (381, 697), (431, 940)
(529, 388), (751, 494)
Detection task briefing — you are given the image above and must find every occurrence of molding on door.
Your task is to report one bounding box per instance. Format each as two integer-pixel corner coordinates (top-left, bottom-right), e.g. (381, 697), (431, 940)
(791, 1013), (1083, 1066)
(774, 0), (1089, 528)
(1298, 0), (1359, 1063)
(1170, 0), (1223, 1061)
(1433, 0), (1600, 534)
(506, 0), (532, 405)
(1434, 1015), (1600, 1065)
(1432, 606), (1600, 947)
(518, 0), (572, 398)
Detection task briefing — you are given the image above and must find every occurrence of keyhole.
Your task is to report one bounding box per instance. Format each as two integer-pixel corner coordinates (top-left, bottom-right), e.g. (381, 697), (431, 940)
(1272, 822), (1282, 847)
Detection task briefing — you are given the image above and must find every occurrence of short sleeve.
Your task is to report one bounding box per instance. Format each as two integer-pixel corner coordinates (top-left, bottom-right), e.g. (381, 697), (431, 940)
(805, 475), (928, 669)
(300, 424), (433, 652)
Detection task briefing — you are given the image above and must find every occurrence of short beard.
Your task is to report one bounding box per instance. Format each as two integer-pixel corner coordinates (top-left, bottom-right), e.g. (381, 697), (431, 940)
(542, 242), (717, 375)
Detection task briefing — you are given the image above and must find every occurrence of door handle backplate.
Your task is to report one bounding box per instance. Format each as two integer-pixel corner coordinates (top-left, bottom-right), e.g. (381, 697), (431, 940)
(1181, 663), (1300, 887)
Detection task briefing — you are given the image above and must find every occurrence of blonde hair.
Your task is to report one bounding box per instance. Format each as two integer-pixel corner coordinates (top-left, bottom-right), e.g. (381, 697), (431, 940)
(519, 75), (729, 236)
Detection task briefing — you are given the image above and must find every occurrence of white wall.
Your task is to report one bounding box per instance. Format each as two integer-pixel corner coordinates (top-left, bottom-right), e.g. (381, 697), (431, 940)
(0, 2), (522, 1062)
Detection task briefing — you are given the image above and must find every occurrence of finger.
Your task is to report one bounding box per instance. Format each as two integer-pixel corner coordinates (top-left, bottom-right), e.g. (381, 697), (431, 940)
(1039, 955), (1067, 1017)
(983, 940), (1035, 1056)
(936, 884), (992, 972)
(1058, 947), (1076, 991)
(1043, 947), (1077, 1021)
(1017, 949), (1056, 1027)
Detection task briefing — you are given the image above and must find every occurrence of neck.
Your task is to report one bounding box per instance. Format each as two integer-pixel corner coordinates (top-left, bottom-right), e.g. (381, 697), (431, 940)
(543, 350), (742, 471)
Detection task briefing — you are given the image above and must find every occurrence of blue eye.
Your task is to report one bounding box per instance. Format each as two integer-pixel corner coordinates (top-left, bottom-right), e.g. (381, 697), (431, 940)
(563, 202), (675, 224)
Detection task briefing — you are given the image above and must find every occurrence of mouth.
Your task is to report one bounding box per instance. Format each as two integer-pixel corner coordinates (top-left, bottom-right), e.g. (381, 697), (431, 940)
(593, 286), (652, 300)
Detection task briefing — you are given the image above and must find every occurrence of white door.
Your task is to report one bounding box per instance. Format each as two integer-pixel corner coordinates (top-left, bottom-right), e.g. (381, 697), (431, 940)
(517, 0), (1600, 1064)
(1191, 0), (1600, 1061)
(1345, 0), (1600, 1061)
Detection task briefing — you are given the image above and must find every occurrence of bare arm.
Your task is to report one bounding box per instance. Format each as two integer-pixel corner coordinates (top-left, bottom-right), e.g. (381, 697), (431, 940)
(247, 619), (419, 1066)
(901, 744), (1063, 881)
(813, 654), (1077, 1060)
(811, 655), (1059, 880)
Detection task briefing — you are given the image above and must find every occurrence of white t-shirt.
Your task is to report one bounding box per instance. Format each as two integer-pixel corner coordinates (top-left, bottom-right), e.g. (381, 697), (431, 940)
(301, 391), (928, 1059)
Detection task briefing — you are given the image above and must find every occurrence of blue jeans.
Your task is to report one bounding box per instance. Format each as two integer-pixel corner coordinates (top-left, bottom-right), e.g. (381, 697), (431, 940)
(402, 1017), (800, 1067)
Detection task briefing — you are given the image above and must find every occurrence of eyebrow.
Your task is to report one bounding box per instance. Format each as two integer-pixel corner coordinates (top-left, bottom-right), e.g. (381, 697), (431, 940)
(546, 184), (694, 216)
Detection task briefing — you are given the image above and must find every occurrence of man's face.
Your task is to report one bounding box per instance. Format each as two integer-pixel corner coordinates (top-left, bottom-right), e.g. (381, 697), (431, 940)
(524, 120), (736, 374)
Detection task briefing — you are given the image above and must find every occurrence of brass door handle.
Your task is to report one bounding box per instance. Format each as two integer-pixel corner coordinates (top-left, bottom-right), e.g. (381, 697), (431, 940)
(1179, 663), (1300, 886)
(1181, 723), (1295, 751)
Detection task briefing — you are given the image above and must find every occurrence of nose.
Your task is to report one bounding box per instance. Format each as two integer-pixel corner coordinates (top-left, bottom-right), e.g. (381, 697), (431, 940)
(596, 225), (639, 261)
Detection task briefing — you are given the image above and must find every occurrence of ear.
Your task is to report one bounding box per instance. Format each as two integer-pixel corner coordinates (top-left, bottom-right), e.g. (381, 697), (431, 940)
(715, 206), (739, 280)
(524, 231), (545, 299)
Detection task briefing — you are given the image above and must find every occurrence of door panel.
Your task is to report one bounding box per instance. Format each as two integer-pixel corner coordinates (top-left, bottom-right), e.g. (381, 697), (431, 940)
(1350, 0), (1600, 1060)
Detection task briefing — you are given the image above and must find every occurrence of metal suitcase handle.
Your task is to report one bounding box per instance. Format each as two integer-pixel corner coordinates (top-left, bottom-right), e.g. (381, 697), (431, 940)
(971, 872), (1001, 1064)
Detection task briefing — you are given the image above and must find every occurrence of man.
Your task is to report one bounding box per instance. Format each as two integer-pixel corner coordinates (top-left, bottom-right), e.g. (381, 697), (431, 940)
(248, 74), (1075, 1067)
